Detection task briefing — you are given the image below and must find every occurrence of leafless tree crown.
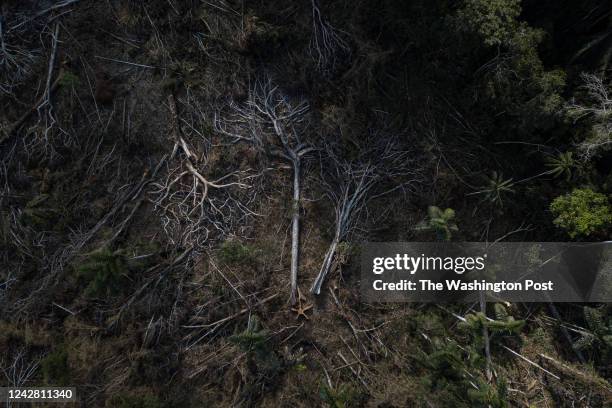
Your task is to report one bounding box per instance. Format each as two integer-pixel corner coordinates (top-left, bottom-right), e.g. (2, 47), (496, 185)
(567, 73), (611, 160)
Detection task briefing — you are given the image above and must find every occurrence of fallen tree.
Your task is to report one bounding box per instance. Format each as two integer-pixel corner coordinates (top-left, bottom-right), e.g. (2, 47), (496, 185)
(215, 77), (312, 304)
(311, 134), (418, 295)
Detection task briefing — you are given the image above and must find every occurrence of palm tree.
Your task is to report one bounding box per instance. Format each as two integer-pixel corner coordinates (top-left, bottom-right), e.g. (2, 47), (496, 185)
(468, 171), (515, 207)
(545, 151), (576, 181)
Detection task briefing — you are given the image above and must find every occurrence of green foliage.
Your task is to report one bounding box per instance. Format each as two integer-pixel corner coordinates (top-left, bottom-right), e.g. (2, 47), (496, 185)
(420, 338), (466, 381)
(461, 310), (525, 337)
(454, 0), (566, 135)
(505, 26), (567, 117)
(414, 311), (447, 338)
(230, 315), (280, 369)
(218, 240), (258, 266)
(230, 316), (283, 403)
(493, 303), (509, 322)
(456, 0), (521, 46)
(545, 152), (577, 181)
(550, 188), (612, 238)
(458, 307), (524, 365)
(76, 247), (129, 297)
(530, 69), (566, 116)
(467, 377), (508, 408)
(319, 382), (357, 408)
(229, 315), (268, 354)
(415, 206), (459, 241)
(41, 348), (70, 386)
(575, 306), (612, 362)
(106, 393), (163, 408)
(472, 172), (515, 207)
(584, 306), (607, 335)
(417, 337), (509, 407)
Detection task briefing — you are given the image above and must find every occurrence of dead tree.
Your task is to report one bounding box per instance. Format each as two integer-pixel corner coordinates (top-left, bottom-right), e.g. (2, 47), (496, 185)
(310, 136), (417, 295)
(567, 73), (611, 160)
(0, 0), (79, 96)
(34, 21), (61, 156)
(0, 5), (39, 96)
(310, 150), (376, 295)
(215, 77), (312, 304)
(150, 94), (255, 250)
(1, 349), (39, 388)
(309, 0), (350, 75)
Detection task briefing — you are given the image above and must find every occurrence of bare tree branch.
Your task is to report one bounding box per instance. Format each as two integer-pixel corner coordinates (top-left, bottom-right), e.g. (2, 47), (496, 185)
(150, 94), (256, 250)
(215, 77), (312, 304)
(309, 0), (350, 75)
(311, 134), (418, 295)
(567, 73), (612, 160)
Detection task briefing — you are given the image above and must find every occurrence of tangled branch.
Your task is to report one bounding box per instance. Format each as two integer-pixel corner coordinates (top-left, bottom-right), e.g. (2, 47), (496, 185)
(311, 135), (419, 294)
(215, 77), (312, 304)
(309, 0), (350, 75)
(567, 73), (612, 160)
(150, 94), (256, 250)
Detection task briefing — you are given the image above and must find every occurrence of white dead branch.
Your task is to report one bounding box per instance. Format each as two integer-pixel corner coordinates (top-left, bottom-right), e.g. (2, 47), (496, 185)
(215, 77), (312, 304)
(567, 73), (612, 160)
(150, 94), (256, 250)
(309, 0), (350, 75)
(310, 137), (417, 295)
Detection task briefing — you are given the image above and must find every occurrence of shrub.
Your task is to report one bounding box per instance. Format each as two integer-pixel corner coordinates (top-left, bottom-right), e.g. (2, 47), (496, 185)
(76, 247), (129, 297)
(229, 316), (283, 403)
(415, 206), (459, 241)
(417, 337), (509, 407)
(229, 316), (268, 354)
(550, 188), (612, 238)
(575, 306), (612, 362)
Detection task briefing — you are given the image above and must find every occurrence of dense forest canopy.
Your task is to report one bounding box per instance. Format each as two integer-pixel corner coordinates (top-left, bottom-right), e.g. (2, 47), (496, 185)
(0, 0), (611, 406)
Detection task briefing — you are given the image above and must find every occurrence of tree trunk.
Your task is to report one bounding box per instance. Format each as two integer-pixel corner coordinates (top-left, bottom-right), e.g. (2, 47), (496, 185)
(310, 231), (340, 295)
(289, 159), (301, 305)
(479, 291), (492, 381)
